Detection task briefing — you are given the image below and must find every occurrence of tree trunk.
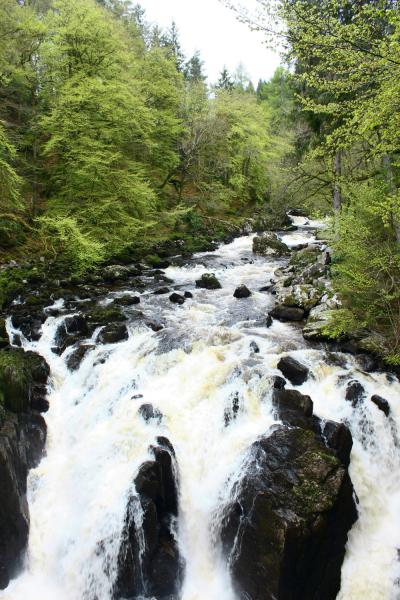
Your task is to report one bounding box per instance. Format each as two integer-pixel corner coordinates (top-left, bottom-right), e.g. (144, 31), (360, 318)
(382, 153), (400, 244)
(333, 150), (342, 213)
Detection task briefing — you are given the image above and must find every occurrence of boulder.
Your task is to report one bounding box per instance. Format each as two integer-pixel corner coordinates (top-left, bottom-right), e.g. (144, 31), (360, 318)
(184, 291), (193, 299)
(146, 321), (164, 333)
(277, 356), (310, 386)
(102, 265), (141, 283)
(233, 285), (252, 299)
(114, 438), (184, 599)
(86, 306), (126, 326)
(114, 295), (140, 306)
(0, 349), (49, 414)
(252, 233), (290, 257)
(220, 425), (357, 600)
(66, 345), (94, 371)
(169, 293), (185, 305)
(195, 273), (222, 290)
(153, 287), (170, 295)
(370, 395), (390, 417)
(345, 380), (365, 407)
(269, 305), (305, 322)
(98, 324), (128, 345)
(272, 388), (313, 428)
(323, 421), (353, 467)
(250, 341), (260, 354)
(278, 285), (322, 314)
(138, 404), (163, 425)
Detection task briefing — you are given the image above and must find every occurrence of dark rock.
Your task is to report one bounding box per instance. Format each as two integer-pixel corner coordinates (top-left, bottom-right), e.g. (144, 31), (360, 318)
(356, 353), (379, 373)
(233, 285), (252, 299)
(266, 314), (273, 328)
(64, 314), (89, 336)
(184, 291), (193, 299)
(146, 321), (164, 332)
(371, 395), (390, 417)
(86, 306), (126, 326)
(271, 375), (286, 390)
(0, 349), (49, 413)
(269, 305), (305, 322)
(195, 273), (222, 290)
(169, 293), (185, 305)
(277, 356), (310, 386)
(224, 392), (241, 427)
(323, 421), (353, 467)
(272, 388), (314, 428)
(114, 295), (140, 306)
(114, 439), (183, 599)
(66, 345), (94, 371)
(220, 426), (357, 600)
(138, 404), (163, 425)
(250, 341), (260, 354)
(102, 265), (140, 282)
(98, 324), (128, 345)
(0, 411), (47, 590)
(153, 287), (170, 295)
(11, 311), (45, 342)
(345, 380), (365, 407)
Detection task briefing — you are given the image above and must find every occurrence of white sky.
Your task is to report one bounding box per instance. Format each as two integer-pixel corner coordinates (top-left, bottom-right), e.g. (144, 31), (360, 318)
(138, 0), (281, 85)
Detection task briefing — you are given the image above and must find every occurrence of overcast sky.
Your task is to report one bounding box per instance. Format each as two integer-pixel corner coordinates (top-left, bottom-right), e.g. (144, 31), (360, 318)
(138, 0), (281, 85)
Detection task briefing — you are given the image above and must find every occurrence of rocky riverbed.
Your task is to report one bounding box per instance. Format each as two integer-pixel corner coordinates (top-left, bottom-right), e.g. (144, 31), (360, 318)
(0, 218), (398, 600)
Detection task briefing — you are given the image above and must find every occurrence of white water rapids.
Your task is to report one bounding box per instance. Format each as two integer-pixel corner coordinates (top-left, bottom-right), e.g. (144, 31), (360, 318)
(2, 226), (400, 600)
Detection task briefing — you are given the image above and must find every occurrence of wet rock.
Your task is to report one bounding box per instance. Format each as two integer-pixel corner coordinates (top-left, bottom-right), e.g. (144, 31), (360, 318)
(138, 404), (163, 425)
(269, 305), (305, 322)
(252, 233), (290, 257)
(0, 349), (49, 413)
(370, 394), (390, 417)
(224, 392), (240, 427)
(66, 345), (94, 371)
(270, 375), (286, 390)
(169, 292), (185, 305)
(272, 388), (314, 428)
(11, 311), (45, 342)
(146, 320), (164, 332)
(324, 352), (348, 369)
(114, 438), (183, 599)
(355, 353), (379, 373)
(86, 306), (126, 326)
(345, 380), (365, 407)
(266, 314), (273, 328)
(64, 314), (89, 336)
(102, 265), (141, 283)
(153, 287), (170, 295)
(277, 355), (310, 386)
(184, 291), (193, 299)
(114, 295), (140, 306)
(233, 285), (252, 299)
(98, 323), (128, 345)
(195, 273), (222, 290)
(250, 341), (260, 354)
(323, 421), (353, 467)
(0, 410), (47, 589)
(220, 426), (357, 600)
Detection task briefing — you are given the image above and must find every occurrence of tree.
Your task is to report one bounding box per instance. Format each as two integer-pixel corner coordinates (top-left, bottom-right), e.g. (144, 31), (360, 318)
(216, 66), (234, 90)
(184, 51), (206, 83)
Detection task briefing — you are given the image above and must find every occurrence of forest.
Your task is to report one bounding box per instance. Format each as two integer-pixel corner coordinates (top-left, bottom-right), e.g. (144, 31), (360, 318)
(0, 0), (399, 363)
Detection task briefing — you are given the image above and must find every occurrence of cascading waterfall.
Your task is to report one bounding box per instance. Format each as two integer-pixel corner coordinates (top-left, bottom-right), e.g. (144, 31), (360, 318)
(1, 225), (400, 600)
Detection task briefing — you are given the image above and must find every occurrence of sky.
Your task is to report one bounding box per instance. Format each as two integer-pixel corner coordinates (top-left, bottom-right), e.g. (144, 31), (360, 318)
(138, 0), (281, 85)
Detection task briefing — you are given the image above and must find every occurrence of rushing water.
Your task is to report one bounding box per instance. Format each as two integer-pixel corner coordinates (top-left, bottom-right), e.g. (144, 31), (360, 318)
(2, 225), (400, 600)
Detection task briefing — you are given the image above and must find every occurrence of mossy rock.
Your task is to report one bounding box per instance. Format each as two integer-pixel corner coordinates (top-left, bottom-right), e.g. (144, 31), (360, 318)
(289, 247), (320, 269)
(0, 349), (49, 413)
(86, 305), (127, 325)
(252, 233), (290, 257)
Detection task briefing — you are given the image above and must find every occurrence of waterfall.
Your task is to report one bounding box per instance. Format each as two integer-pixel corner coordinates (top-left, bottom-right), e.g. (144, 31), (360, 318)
(2, 229), (400, 600)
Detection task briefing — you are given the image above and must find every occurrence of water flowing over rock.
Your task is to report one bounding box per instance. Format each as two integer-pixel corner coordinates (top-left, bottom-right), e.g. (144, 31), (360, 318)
(220, 410), (357, 600)
(114, 438), (183, 599)
(195, 273), (222, 290)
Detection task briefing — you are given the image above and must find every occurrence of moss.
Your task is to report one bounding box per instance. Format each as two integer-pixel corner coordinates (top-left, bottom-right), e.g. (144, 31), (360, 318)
(0, 350), (32, 413)
(87, 305), (126, 325)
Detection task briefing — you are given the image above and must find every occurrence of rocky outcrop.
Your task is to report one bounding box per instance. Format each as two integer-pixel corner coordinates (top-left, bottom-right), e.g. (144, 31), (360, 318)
(220, 388), (357, 600)
(269, 305), (305, 322)
(0, 348), (49, 589)
(253, 233), (290, 257)
(277, 356), (310, 386)
(114, 437), (184, 600)
(195, 273), (222, 290)
(233, 285), (252, 299)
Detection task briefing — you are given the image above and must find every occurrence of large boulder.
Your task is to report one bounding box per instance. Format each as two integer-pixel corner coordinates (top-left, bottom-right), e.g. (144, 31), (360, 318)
(0, 349), (49, 414)
(277, 356), (310, 386)
(220, 423), (357, 600)
(98, 323), (128, 345)
(233, 285), (252, 299)
(195, 273), (222, 290)
(277, 285), (322, 314)
(370, 395), (390, 417)
(252, 233), (290, 257)
(269, 305), (305, 322)
(114, 438), (184, 599)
